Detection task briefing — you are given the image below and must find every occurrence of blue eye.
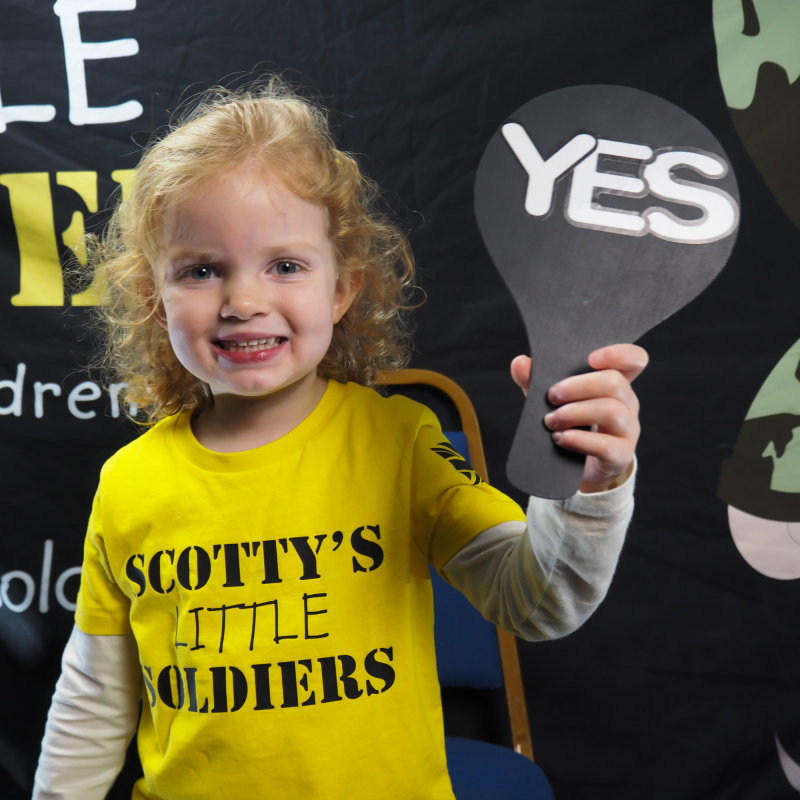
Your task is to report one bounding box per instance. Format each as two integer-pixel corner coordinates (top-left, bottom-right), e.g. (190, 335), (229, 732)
(274, 261), (299, 275)
(189, 266), (215, 280)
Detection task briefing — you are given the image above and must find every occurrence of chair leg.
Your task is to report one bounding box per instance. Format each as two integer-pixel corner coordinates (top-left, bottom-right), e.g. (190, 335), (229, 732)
(496, 627), (534, 761)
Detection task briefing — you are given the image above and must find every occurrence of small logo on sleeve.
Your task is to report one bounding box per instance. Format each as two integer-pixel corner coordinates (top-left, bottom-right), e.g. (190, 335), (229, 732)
(431, 442), (484, 485)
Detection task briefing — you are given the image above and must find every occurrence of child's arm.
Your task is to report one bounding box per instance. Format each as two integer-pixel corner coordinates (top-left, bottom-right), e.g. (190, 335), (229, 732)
(33, 625), (140, 800)
(441, 343), (645, 639)
(441, 469), (633, 639)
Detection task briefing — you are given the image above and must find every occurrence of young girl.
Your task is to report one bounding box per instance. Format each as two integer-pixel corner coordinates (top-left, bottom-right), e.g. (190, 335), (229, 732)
(34, 79), (646, 800)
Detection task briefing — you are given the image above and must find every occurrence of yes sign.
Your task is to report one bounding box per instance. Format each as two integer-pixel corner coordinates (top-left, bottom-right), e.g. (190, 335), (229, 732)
(475, 85), (740, 498)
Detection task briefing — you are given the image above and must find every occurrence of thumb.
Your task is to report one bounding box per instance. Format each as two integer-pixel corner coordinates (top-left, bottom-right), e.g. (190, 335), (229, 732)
(510, 355), (531, 397)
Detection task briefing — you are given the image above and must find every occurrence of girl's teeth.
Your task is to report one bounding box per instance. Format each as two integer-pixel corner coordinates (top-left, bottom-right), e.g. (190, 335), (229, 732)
(221, 337), (281, 351)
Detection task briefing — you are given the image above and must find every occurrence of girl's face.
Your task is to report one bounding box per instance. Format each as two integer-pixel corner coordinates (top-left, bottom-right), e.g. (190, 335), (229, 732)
(156, 163), (358, 402)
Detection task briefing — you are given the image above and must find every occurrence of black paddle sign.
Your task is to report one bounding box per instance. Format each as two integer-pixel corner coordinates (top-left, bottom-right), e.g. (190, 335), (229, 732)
(475, 85), (740, 498)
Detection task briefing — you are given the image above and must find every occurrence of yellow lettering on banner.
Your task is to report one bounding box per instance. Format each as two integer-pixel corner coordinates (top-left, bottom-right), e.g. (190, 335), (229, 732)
(70, 169), (135, 306)
(57, 171), (98, 264)
(111, 169), (136, 202)
(0, 173), (64, 306)
(58, 171), (104, 306)
(0, 169), (138, 307)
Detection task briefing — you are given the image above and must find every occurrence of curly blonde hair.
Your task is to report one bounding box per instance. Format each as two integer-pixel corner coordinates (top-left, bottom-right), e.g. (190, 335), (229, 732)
(88, 77), (417, 422)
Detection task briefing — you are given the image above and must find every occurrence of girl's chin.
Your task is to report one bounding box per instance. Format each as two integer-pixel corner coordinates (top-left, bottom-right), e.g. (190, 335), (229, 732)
(207, 371), (320, 400)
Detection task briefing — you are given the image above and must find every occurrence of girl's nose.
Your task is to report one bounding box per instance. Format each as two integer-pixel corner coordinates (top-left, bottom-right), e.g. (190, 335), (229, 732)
(220, 275), (270, 320)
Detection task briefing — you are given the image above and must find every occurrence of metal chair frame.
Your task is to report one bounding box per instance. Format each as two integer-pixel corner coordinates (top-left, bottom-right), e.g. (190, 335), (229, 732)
(375, 368), (534, 761)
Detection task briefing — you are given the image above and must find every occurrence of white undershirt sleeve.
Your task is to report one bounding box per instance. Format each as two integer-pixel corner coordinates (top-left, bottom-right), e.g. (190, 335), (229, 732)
(441, 460), (635, 641)
(33, 626), (141, 800)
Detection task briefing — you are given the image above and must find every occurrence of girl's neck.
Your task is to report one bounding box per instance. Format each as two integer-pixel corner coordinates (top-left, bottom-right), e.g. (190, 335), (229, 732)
(190, 372), (328, 453)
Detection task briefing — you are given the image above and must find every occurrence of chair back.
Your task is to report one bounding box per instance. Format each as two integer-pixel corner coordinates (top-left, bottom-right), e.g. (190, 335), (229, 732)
(375, 369), (534, 761)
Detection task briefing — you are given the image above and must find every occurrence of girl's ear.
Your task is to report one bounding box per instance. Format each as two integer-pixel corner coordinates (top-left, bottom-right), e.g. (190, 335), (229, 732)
(333, 270), (364, 324)
(148, 293), (168, 330)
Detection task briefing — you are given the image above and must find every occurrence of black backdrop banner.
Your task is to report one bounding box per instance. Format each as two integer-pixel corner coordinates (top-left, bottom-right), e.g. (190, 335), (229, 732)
(2, 1), (800, 798)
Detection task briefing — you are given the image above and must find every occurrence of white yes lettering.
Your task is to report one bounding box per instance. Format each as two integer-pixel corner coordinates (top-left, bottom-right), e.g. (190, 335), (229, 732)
(503, 126), (739, 244)
(642, 150), (738, 243)
(501, 123), (596, 217)
(567, 139), (653, 234)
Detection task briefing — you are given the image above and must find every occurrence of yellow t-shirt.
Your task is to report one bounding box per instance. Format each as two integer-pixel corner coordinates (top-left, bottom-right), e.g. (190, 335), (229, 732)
(76, 380), (525, 800)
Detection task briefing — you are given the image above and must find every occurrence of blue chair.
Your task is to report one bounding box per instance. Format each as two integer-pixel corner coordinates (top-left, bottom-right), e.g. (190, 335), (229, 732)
(376, 369), (554, 800)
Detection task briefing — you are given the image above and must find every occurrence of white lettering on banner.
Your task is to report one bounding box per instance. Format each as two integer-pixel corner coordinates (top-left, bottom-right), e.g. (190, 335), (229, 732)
(503, 126), (739, 244)
(40, 540), (54, 614)
(0, 572), (36, 613)
(34, 381), (62, 419)
(53, 0), (143, 126)
(0, 363), (26, 417)
(0, 362), (138, 419)
(55, 567), (82, 612)
(67, 380), (102, 419)
(0, 541), (80, 615)
(0, 84), (56, 136)
(109, 381), (137, 418)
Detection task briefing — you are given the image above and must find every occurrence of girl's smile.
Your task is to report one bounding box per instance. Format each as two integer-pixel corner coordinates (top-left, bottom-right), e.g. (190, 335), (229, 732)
(213, 334), (288, 362)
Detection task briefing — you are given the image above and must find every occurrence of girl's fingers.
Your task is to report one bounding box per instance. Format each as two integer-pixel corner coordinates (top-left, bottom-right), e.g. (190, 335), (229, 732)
(544, 397), (637, 437)
(587, 343), (649, 382)
(541, 343), (647, 489)
(550, 428), (634, 470)
(549, 368), (639, 411)
(514, 344), (648, 485)
(510, 355), (532, 397)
